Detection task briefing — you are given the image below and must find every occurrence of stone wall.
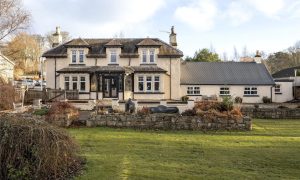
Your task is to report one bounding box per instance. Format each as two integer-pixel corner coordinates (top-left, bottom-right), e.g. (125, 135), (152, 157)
(241, 108), (300, 119)
(86, 114), (252, 131)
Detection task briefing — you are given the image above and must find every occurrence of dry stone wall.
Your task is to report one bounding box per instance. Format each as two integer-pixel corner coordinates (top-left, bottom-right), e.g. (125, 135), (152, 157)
(86, 114), (252, 131)
(242, 108), (300, 119)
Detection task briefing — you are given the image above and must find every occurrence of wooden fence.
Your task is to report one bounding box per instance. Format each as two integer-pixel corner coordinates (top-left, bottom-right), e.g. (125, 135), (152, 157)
(24, 89), (79, 103)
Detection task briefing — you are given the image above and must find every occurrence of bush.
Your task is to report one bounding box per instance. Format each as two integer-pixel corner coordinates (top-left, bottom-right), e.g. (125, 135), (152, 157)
(234, 96), (243, 103)
(217, 96), (234, 112)
(194, 100), (219, 111)
(181, 96), (189, 102)
(33, 107), (49, 116)
(137, 106), (150, 115)
(181, 109), (196, 116)
(254, 104), (259, 109)
(46, 102), (79, 127)
(278, 105), (288, 109)
(262, 96), (272, 103)
(0, 115), (83, 179)
(0, 84), (15, 110)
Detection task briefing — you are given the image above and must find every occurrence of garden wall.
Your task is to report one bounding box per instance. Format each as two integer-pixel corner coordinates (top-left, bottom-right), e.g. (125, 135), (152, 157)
(86, 114), (252, 131)
(241, 108), (300, 119)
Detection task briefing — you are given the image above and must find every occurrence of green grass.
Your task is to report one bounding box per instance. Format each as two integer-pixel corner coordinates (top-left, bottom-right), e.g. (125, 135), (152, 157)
(69, 119), (300, 180)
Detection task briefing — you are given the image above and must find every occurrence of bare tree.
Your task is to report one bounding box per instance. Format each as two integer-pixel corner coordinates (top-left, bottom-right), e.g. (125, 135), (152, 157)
(0, 0), (30, 41)
(233, 46), (239, 61)
(242, 45), (249, 57)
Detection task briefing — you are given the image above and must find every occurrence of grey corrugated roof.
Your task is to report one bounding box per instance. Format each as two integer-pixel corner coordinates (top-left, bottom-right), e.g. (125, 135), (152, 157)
(43, 38), (183, 58)
(181, 62), (275, 85)
(272, 66), (300, 78)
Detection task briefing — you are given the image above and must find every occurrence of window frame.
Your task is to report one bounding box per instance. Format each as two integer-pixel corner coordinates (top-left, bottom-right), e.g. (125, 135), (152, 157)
(110, 50), (118, 64)
(71, 50), (77, 63)
(142, 50), (147, 63)
(154, 76), (160, 91)
(79, 50), (84, 63)
(140, 49), (156, 64)
(80, 76), (86, 91)
(146, 76), (152, 91)
(64, 76), (70, 90)
(149, 49), (155, 63)
(138, 76), (144, 92)
(220, 87), (230, 95)
(244, 86), (258, 96)
(187, 86), (201, 95)
(275, 84), (281, 94)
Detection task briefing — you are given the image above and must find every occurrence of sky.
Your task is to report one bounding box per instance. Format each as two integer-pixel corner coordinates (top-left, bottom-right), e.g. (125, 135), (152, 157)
(23, 0), (300, 59)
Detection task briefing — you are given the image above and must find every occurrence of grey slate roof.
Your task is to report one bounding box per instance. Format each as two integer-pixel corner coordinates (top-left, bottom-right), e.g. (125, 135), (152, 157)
(43, 38), (183, 58)
(181, 62), (275, 85)
(272, 66), (300, 78)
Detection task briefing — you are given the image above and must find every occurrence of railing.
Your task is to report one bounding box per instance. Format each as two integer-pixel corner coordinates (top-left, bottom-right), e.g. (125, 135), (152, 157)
(24, 89), (79, 103)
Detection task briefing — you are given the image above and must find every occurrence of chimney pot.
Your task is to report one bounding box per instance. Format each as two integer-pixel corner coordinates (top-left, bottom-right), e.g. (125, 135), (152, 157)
(52, 26), (63, 48)
(169, 26), (177, 48)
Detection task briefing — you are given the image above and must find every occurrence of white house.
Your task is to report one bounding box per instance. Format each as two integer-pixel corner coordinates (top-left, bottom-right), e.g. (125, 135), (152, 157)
(0, 51), (15, 83)
(43, 27), (276, 103)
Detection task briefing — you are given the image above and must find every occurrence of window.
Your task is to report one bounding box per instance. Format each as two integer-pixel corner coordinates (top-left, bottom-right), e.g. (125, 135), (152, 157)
(138, 76), (144, 91)
(220, 87), (230, 95)
(244, 87), (258, 95)
(187, 86), (200, 95)
(146, 76), (152, 91)
(72, 77), (78, 90)
(141, 49), (156, 64)
(64, 76), (70, 90)
(142, 50), (147, 63)
(79, 50), (84, 63)
(275, 84), (281, 94)
(154, 76), (160, 91)
(71, 50), (77, 63)
(80, 77), (86, 91)
(110, 50), (117, 63)
(149, 49), (155, 63)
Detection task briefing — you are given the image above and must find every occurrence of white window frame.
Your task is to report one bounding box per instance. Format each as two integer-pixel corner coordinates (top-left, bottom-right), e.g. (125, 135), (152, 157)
(140, 49), (156, 64)
(79, 50), (84, 63)
(72, 76), (78, 90)
(154, 76), (160, 91)
(64, 76), (70, 90)
(71, 50), (77, 63)
(220, 87), (230, 95)
(187, 86), (201, 95)
(110, 50), (118, 64)
(146, 76), (152, 91)
(80, 76), (86, 91)
(138, 76), (144, 92)
(275, 84), (281, 94)
(244, 87), (258, 96)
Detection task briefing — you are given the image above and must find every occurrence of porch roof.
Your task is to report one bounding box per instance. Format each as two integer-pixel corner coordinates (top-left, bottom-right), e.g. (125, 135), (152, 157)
(56, 66), (125, 73)
(129, 66), (167, 73)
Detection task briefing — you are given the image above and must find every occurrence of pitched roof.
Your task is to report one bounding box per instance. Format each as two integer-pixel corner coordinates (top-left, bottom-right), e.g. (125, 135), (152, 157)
(43, 38), (183, 58)
(105, 39), (122, 47)
(137, 38), (161, 47)
(180, 62), (275, 85)
(272, 66), (300, 78)
(130, 66), (167, 73)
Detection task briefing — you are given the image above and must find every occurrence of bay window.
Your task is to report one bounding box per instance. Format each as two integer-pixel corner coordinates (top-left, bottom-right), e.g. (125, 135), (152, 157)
(138, 76), (144, 91)
(154, 76), (160, 91)
(80, 77), (86, 91)
(146, 76), (152, 91)
(72, 77), (78, 90)
(137, 75), (161, 92)
(64, 76), (70, 90)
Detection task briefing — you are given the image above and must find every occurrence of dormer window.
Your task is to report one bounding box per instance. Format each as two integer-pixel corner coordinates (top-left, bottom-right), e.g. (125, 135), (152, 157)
(70, 49), (85, 64)
(141, 49), (156, 64)
(110, 50), (117, 64)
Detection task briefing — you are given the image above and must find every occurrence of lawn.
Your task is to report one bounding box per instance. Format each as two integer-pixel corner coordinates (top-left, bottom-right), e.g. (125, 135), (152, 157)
(69, 119), (300, 180)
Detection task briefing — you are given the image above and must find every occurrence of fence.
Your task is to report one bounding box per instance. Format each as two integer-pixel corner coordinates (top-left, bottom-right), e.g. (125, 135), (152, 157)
(24, 89), (79, 103)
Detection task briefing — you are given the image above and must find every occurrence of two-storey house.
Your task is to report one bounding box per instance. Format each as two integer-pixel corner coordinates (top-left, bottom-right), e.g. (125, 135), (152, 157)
(42, 27), (183, 100)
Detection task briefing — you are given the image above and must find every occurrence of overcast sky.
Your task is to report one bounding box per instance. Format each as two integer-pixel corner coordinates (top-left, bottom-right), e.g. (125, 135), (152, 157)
(23, 0), (300, 58)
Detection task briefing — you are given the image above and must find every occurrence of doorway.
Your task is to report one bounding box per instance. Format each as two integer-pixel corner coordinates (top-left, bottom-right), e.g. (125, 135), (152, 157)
(103, 76), (118, 98)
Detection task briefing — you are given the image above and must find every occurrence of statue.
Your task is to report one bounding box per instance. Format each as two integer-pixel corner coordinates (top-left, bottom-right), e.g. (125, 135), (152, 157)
(125, 98), (135, 113)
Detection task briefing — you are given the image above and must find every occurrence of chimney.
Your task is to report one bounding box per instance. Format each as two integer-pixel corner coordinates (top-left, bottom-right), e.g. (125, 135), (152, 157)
(254, 50), (262, 63)
(52, 26), (62, 47)
(169, 26), (177, 48)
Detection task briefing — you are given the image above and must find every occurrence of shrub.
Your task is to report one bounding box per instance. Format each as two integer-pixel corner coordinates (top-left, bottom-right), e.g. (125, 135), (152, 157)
(0, 84), (15, 110)
(181, 109), (196, 116)
(137, 106), (150, 115)
(0, 115), (83, 179)
(217, 96), (234, 112)
(46, 102), (79, 127)
(33, 107), (49, 116)
(234, 96), (243, 103)
(181, 96), (189, 102)
(194, 100), (219, 111)
(254, 104), (259, 109)
(262, 96), (272, 103)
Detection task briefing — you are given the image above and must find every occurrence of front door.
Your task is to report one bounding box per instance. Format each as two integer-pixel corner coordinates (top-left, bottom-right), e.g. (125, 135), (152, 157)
(103, 76), (118, 98)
